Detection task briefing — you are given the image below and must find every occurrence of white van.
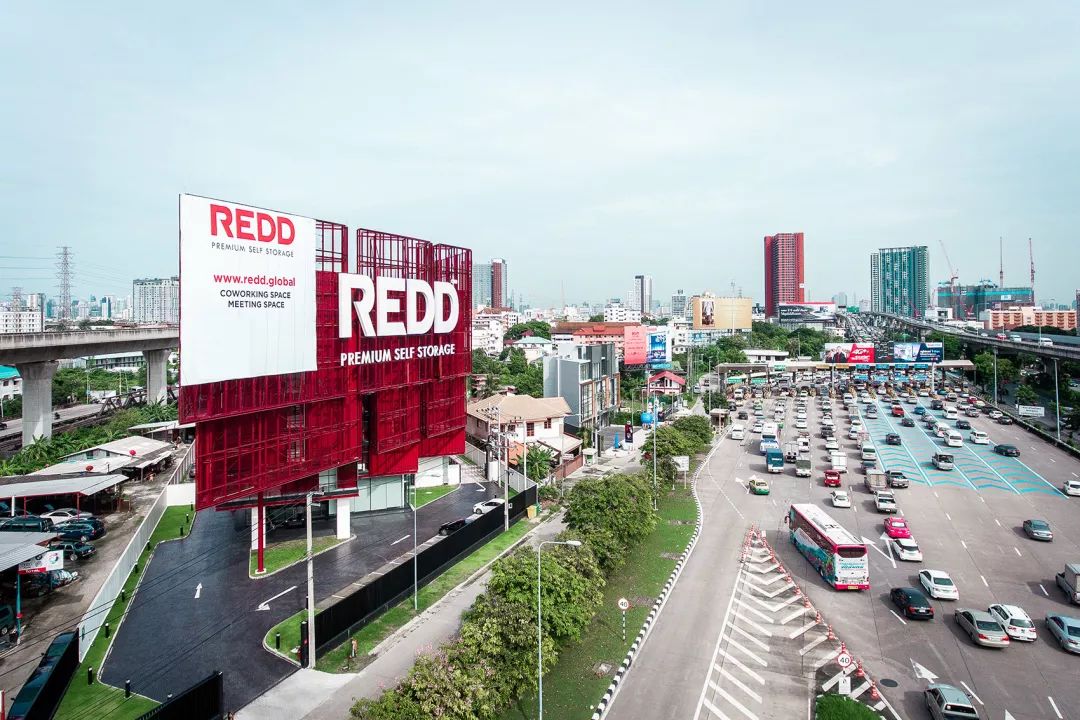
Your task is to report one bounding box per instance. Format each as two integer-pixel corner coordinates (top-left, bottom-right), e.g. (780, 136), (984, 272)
(943, 406), (958, 420)
(731, 424), (745, 440)
(1038, 338), (1054, 347)
(945, 430), (963, 448)
(969, 430), (989, 445)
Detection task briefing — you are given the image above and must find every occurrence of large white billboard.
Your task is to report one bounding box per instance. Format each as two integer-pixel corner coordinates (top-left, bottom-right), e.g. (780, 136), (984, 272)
(179, 194), (317, 386)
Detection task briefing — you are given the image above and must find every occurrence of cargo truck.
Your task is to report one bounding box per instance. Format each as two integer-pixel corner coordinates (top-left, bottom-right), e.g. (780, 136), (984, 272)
(1057, 564), (1080, 604)
(783, 442), (799, 463)
(830, 452), (847, 473)
(765, 449), (784, 473)
(864, 468), (887, 493)
(795, 457), (812, 478)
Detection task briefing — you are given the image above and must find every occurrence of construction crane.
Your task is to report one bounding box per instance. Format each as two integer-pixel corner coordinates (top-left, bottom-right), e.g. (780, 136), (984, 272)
(937, 238), (960, 317)
(1028, 237), (1035, 303)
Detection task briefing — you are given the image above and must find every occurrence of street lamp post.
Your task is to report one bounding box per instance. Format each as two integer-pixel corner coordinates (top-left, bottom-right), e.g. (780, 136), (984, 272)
(537, 539), (581, 720)
(993, 349), (999, 405)
(1054, 358), (1062, 441)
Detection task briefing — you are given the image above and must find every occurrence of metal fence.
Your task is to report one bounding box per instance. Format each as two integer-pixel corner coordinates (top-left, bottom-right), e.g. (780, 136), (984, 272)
(133, 671), (224, 720)
(464, 441), (487, 468)
(314, 484), (537, 655)
(76, 487), (167, 661)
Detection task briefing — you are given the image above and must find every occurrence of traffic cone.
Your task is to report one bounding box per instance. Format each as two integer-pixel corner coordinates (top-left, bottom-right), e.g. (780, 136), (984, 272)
(803, 596), (812, 609)
(856, 660), (865, 678)
(815, 611), (822, 624)
(870, 683), (880, 701)
(827, 625), (835, 640)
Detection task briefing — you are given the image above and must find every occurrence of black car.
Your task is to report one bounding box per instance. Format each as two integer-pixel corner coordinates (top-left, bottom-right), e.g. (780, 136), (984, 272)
(48, 540), (96, 561)
(891, 587), (934, 620)
(438, 517), (475, 536)
(996, 416), (1014, 425)
(900, 417), (916, 427)
(955, 420), (971, 430)
(885, 433), (902, 446)
(54, 520), (104, 541)
(737, 411), (749, 420)
(994, 444), (1020, 457)
(930, 399), (944, 410)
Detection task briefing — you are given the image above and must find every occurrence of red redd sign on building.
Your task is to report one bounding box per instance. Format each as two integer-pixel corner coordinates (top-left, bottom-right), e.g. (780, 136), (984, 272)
(179, 196), (472, 510)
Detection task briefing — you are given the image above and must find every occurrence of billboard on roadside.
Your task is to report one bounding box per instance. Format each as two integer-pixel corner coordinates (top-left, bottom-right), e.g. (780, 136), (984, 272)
(1016, 405), (1045, 418)
(646, 331), (670, 366)
(893, 342), (944, 363)
(778, 302), (836, 322)
(821, 343), (875, 364)
(19, 550), (63, 574)
(179, 194), (318, 386)
(623, 325), (648, 365)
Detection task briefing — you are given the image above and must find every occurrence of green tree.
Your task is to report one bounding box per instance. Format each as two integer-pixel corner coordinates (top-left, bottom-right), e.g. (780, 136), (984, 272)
(588, 313), (604, 322)
(522, 446), (554, 481)
(1015, 384), (1038, 406)
(503, 320), (551, 342)
(671, 415), (713, 447)
(564, 472), (656, 572)
(926, 332), (962, 360)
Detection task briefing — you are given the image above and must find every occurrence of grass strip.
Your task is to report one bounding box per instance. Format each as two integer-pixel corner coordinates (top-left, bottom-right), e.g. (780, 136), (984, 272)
(54, 505), (196, 720)
(496, 486), (696, 720)
(264, 513), (540, 671)
(815, 693), (881, 719)
(248, 534), (347, 577)
(413, 485), (457, 508)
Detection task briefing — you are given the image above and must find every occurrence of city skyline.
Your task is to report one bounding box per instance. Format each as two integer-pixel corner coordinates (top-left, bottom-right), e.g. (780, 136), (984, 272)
(3, 3), (1079, 309)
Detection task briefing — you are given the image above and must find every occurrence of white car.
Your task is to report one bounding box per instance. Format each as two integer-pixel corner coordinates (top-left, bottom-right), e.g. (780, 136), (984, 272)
(848, 427), (863, 440)
(905, 396), (917, 404)
(919, 569), (959, 600)
(752, 422), (763, 434)
(890, 537), (923, 562)
(1065, 479), (1080, 497)
(472, 499), (505, 515)
(988, 410), (1003, 419)
(988, 603), (1037, 642)
(918, 390), (930, 397)
(825, 438), (839, 451)
(794, 419), (807, 429)
(831, 490), (851, 508)
(969, 430), (990, 445)
(40, 508), (94, 522)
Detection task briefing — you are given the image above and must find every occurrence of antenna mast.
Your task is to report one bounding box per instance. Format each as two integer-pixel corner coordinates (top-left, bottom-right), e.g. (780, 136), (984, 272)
(1028, 237), (1035, 304)
(998, 237), (1004, 287)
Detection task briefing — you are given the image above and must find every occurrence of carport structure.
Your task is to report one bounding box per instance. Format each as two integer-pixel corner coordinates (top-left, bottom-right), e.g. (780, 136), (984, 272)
(0, 474), (128, 516)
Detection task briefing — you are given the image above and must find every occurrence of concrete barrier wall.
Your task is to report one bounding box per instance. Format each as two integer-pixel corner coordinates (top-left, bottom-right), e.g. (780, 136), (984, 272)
(166, 482), (195, 506)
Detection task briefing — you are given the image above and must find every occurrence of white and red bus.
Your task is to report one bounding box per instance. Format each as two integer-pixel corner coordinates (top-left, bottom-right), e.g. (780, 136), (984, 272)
(787, 503), (869, 590)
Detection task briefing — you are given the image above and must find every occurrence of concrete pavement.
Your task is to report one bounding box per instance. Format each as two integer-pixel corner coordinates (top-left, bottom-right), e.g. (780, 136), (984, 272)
(238, 509), (568, 720)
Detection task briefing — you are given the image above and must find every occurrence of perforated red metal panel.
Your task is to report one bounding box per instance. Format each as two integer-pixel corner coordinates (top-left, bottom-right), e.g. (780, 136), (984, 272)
(181, 219), (471, 510)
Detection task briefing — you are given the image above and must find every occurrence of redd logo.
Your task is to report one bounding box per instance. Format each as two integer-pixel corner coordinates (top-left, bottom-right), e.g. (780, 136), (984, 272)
(338, 274), (459, 338)
(210, 203), (295, 245)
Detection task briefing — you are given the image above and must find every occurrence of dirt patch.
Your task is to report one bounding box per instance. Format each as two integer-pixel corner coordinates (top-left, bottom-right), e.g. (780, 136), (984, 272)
(660, 552), (683, 561)
(630, 596), (654, 606)
(667, 519), (693, 525)
(592, 661), (615, 677)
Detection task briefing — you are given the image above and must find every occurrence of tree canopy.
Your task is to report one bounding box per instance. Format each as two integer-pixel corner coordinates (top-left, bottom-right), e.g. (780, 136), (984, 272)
(503, 320), (551, 342)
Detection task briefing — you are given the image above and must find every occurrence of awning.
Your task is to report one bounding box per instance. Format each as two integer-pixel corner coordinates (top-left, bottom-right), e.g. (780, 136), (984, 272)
(0, 474), (127, 500)
(0, 533), (59, 573)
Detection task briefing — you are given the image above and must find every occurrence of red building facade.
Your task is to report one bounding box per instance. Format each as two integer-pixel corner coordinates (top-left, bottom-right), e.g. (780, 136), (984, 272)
(764, 232), (805, 318)
(180, 222), (471, 511)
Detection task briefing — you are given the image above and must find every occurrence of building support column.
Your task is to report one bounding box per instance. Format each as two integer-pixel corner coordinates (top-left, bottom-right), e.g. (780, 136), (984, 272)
(335, 499), (351, 540)
(15, 360), (57, 447)
(143, 349), (170, 404)
(250, 501), (267, 573)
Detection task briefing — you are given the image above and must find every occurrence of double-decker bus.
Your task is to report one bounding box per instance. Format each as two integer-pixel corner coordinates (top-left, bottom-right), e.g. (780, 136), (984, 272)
(787, 504), (869, 590)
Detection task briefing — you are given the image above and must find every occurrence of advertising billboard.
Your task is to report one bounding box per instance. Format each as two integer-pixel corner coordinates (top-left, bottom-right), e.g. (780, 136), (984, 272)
(821, 343), (875, 364)
(893, 342), (944, 363)
(180, 194), (318, 386)
(623, 326), (648, 365)
(696, 298), (716, 328)
(19, 550), (64, 574)
(646, 331), (670, 366)
(1016, 405), (1045, 418)
(777, 302), (837, 322)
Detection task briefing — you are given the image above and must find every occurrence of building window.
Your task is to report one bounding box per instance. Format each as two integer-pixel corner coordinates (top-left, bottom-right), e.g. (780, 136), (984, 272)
(544, 419), (552, 429)
(507, 424), (516, 433)
(527, 422), (535, 437)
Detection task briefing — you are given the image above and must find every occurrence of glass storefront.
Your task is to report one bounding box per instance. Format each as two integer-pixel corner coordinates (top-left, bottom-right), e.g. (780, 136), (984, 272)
(327, 472), (409, 515)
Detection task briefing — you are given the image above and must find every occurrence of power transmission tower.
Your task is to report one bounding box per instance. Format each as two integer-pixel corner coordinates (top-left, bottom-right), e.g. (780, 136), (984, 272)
(10, 287), (23, 312)
(56, 246), (73, 321)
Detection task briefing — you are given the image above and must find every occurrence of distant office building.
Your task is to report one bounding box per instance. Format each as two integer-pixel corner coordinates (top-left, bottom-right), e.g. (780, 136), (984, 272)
(0, 309), (43, 334)
(1075, 289), (1080, 312)
(543, 342), (620, 434)
(832, 292), (848, 307)
(671, 289), (688, 319)
(491, 259), (508, 309)
(603, 302), (641, 323)
(629, 275), (653, 315)
(0, 366), (21, 401)
(870, 246), (928, 318)
(472, 261), (492, 308)
(936, 282), (1033, 321)
(133, 277), (179, 324)
(763, 233), (805, 317)
(982, 307), (1076, 332)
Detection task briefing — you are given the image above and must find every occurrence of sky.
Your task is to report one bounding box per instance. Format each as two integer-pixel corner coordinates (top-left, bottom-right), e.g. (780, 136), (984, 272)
(2, 2), (1079, 310)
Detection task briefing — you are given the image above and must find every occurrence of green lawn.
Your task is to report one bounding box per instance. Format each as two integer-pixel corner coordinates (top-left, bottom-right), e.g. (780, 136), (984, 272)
(413, 484), (457, 508)
(54, 505), (196, 720)
(249, 534), (347, 577)
(497, 486), (697, 720)
(265, 513), (540, 672)
(815, 693), (881, 719)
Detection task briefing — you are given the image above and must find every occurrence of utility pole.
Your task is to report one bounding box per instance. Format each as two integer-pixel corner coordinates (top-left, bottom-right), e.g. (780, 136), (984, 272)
(1054, 358), (1061, 442)
(993, 349), (999, 405)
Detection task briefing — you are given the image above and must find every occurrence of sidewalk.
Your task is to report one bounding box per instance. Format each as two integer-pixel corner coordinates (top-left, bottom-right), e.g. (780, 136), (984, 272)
(238, 509), (567, 720)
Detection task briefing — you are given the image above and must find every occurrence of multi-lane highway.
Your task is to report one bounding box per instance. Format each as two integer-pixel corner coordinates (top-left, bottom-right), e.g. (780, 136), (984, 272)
(609, 383), (1080, 720)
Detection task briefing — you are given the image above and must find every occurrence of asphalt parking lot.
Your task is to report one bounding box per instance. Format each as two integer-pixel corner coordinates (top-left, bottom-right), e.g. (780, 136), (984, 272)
(726, 388), (1080, 720)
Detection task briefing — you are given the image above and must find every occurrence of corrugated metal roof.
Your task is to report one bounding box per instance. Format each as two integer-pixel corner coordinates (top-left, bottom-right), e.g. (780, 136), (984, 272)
(0, 474), (126, 499)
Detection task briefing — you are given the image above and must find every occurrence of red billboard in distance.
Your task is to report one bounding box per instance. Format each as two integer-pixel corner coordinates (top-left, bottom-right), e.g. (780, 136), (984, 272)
(822, 343), (875, 364)
(623, 325), (648, 365)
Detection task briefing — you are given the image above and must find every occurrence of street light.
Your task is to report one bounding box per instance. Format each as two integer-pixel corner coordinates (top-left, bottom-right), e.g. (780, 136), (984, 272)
(538, 539), (581, 720)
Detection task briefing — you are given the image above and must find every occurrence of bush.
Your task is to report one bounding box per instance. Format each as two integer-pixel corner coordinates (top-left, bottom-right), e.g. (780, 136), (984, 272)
(564, 473), (656, 570)
(671, 415), (713, 446)
(537, 484), (560, 502)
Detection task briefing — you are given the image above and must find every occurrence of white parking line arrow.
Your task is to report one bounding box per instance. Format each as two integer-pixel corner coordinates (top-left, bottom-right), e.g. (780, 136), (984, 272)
(256, 585), (297, 611)
(862, 536), (896, 568)
(1005, 711), (1016, 720)
(194, 582), (202, 599)
(910, 659), (938, 682)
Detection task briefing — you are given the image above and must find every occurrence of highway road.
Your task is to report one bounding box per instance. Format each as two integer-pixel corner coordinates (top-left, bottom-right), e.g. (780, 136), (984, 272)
(610, 384), (1080, 720)
(0, 403), (102, 441)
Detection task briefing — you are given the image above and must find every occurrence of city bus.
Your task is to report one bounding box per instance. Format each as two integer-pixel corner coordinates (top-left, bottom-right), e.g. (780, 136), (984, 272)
(787, 504), (869, 590)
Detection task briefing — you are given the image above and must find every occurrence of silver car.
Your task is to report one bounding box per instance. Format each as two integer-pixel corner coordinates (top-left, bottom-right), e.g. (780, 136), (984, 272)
(954, 608), (1010, 648)
(1045, 613), (1080, 654)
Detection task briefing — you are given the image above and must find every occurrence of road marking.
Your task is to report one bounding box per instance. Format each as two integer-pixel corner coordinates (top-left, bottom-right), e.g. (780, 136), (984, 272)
(711, 685), (759, 720)
(1014, 547), (1022, 557)
(730, 622), (770, 650)
(390, 534), (410, 545)
(945, 512), (952, 521)
(933, 491), (939, 498)
(960, 682), (982, 705)
(1030, 446), (1037, 451)
(889, 610), (907, 625)
(701, 697), (734, 720)
(980, 575), (988, 587)
(194, 582), (203, 599)
(1072, 472), (1078, 478)
(1049, 458), (1056, 463)
(1040, 584), (1049, 596)
(979, 496), (985, 503)
(1048, 696), (1063, 719)
(800, 634), (828, 656)
(719, 668), (763, 704)
(994, 518), (1001, 527)
(960, 540), (968, 549)
(910, 659), (938, 682)
(256, 585), (298, 612)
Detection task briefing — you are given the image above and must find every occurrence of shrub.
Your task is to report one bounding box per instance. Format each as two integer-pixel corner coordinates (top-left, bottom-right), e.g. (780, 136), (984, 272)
(564, 473), (656, 565)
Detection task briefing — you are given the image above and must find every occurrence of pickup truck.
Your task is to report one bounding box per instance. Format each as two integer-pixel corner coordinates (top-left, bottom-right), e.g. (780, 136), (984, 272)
(865, 468), (887, 493)
(1057, 563), (1080, 604)
(885, 470), (909, 488)
(875, 491), (898, 514)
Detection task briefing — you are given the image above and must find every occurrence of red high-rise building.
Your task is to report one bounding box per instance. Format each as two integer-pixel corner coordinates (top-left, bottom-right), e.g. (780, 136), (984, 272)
(491, 258), (508, 309)
(763, 233), (805, 317)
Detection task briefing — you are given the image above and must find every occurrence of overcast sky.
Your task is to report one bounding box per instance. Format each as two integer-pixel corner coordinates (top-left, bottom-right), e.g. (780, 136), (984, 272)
(2, 2), (1078, 309)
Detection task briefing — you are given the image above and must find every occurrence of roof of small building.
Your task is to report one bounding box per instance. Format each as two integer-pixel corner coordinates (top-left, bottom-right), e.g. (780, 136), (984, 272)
(649, 370), (686, 386)
(513, 336), (554, 346)
(467, 393), (571, 422)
